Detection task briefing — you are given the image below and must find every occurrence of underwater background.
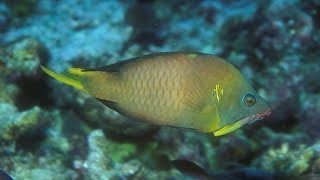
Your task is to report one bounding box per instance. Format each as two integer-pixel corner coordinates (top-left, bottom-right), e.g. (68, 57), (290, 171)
(0, 0), (320, 179)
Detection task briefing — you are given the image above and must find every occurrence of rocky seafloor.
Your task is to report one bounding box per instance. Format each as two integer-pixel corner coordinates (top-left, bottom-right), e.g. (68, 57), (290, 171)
(0, 0), (320, 179)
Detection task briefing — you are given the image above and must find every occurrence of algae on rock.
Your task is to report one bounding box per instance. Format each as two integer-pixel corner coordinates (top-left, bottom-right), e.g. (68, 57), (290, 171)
(0, 103), (49, 141)
(253, 143), (314, 177)
(0, 37), (44, 76)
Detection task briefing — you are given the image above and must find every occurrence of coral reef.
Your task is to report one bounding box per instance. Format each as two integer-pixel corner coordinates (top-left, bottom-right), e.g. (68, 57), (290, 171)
(2, 152), (77, 179)
(1, 0), (132, 71)
(76, 130), (184, 179)
(81, 130), (115, 179)
(0, 80), (18, 104)
(1, 37), (45, 76)
(0, 103), (48, 141)
(3, 0), (39, 17)
(253, 143), (315, 178)
(299, 93), (320, 136)
(0, 37), (50, 142)
(0, 2), (11, 32)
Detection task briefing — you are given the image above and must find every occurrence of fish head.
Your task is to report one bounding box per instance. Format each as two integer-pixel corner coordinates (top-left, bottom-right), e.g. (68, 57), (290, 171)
(210, 68), (271, 136)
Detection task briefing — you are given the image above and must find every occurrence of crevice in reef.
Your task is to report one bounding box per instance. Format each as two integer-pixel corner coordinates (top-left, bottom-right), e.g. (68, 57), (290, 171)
(14, 74), (54, 111)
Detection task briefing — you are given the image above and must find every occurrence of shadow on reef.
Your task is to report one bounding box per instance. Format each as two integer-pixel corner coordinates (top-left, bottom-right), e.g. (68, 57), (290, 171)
(0, 37), (54, 111)
(121, 0), (165, 54)
(3, 0), (39, 17)
(147, 152), (275, 180)
(14, 75), (54, 111)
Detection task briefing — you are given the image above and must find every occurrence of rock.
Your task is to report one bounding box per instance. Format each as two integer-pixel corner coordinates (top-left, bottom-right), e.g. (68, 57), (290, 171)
(43, 110), (72, 154)
(5, 152), (78, 180)
(3, 0), (39, 17)
(0, 103), (49, 141)
(0, 3), (11, 32)
(0, 80), (18, 104)
(82, 130), (115, 179)
(1, 0), (131, 72)
(155, 127), (218, 171)
(253, 143), (314, 177)
(80, 129), (185, 179)
(1, 37), (46, 76)
(215, 131), (257, 167)
(299, 93), (320, 136)
(120, 159), (142, 178)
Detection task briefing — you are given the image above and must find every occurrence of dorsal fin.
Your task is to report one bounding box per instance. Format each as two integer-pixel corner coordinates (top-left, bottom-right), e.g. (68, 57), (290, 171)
(83, 55), (144, 73)
(83, 52), (207, 73)
(83, 61), (127, 73)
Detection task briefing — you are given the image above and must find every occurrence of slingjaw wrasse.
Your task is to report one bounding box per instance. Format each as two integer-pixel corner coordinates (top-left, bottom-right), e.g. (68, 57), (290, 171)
(41, 52), (271, 136)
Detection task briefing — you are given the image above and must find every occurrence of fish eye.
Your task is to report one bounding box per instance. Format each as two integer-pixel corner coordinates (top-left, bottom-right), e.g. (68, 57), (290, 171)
(243, 94), (256, 107)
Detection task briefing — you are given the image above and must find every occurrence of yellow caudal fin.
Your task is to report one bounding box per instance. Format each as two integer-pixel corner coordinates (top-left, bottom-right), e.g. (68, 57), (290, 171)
(41, 66), (88, 93)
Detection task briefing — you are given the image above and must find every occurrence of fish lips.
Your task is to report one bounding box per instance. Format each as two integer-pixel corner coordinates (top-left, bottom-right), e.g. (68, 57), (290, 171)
(213, 108), (271, 136)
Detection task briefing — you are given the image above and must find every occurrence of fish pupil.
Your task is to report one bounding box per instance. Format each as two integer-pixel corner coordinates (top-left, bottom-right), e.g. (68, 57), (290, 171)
(244, 94), (256, 107)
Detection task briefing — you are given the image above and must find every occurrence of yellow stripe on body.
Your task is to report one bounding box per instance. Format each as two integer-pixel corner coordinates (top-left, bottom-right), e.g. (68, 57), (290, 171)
(213, 84), (224, 103)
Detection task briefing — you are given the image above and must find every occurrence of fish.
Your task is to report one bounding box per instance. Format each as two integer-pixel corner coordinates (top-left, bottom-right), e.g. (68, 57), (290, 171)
(41, 52), (271, 136)
(0, 169), (14, 180)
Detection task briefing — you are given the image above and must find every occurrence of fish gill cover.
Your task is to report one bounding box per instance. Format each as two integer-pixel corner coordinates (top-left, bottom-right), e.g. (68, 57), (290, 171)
(0, 0), (319, 179)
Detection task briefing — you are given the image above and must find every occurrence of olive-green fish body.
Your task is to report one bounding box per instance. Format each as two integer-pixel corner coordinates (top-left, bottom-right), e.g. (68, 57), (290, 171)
(41, 52), (271, 136)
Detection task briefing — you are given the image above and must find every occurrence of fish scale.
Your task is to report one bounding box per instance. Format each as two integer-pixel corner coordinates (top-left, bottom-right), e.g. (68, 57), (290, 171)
(119, 61), (181, 122)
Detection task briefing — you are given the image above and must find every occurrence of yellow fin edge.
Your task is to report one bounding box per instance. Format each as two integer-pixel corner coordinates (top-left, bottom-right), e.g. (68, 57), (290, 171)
(212, 120), (242, 136)
(40, 66), (87, 93)
(68, 67), (85, 75)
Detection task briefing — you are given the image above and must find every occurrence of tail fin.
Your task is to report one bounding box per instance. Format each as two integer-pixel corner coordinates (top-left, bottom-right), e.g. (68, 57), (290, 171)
(41, 66), (88, 93)
(0, 169), (13, 180)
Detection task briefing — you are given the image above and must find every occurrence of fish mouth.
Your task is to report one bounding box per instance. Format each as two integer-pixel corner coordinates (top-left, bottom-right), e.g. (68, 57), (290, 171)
(213, 108), (271, 136)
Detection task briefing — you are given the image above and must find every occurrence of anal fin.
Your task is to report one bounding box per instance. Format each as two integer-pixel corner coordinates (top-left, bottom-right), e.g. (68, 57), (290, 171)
(96, 98), (133, 119)
(96, 98), (121, 112)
